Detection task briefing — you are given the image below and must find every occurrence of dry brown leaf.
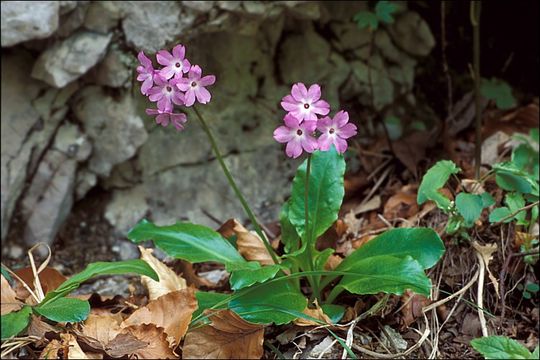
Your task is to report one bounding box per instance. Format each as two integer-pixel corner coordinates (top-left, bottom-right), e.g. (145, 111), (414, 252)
(229, 219), (273, 265)
(40, 339), (67, 359)
(183, 309), (264, 359)
(400, 290), (431, 328)
(27, 315), (58, 338)
(119, 324), (176, 359)
(324, 255), (343, 271)
(1, 274), (22, 315)
(60, 333), (100, 359)
(354, 195), (382, 215)
(14, 266), (67, 301)
(81, 313), (123, 345)
(121, 288), (197, 347)
(472, 241), (499, 297)
(294, 301), (332, 327)
(175, 261), (216, 288)
(383, 192), (418, 221)
(138, 246), (187, 300)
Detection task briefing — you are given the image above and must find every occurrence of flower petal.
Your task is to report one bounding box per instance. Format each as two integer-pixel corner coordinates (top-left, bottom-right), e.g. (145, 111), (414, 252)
(195, 86), (212, 104)
(273, 126), (295, 143)
(334, 110), (349, 127)
(146, 108), (160, 115)
(338, 123), (357, 139)
(200, 75), (216, 87)
(317, 133), (332, 151)
(334, 137), (349, 153)
(141, 77), (154, 95)
(184, 89), (195, 107)
(286, 139), (303, 159)
(301, 120), (317, 133)
(172, 44), (185, 60)
(281, 95), (299, 112)
(138, 51), (152, 68)
(307, 84), (321, 102)
(302, 135), (318, 153)
(317, 116), (332, 132)
(159, 66), (176, 80)
(156, 113), (170, 127)
(283, 113), (300, 128)
(156, 50), (173, 65)
(291, 83), (308, 101)
(189, 65), (202, 80)
(312, 100), (330, 116)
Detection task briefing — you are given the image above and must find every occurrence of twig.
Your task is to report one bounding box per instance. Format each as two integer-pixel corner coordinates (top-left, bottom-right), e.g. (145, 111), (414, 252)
(491, 201), (540, 226)
(474, 250), (489, 337)
(423, 267), (479, 313)
(471, 0), (482, 179)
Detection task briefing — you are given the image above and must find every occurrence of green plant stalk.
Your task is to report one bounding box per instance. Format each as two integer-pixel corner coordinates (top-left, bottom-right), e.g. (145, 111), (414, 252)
(303, 155), (321, 301)
(471, 0), (482, 179)
(192, 106), (280, 265)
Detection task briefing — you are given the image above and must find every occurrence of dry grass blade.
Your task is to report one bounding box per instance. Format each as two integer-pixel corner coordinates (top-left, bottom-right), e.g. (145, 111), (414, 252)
(183, 309), (264, 359)
(138, 246), (187, 300)
(121, 287), (197, 347)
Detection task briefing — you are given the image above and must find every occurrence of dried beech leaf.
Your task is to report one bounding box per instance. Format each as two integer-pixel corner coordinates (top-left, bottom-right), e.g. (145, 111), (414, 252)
(14, 266), (67, 296)
(27, 315), (58, 338)
(104, 332), (148, 358)
(60, 333), (97, 359)
(1, 274), (22, 315)
(324, 255), (343, 271)
(121, 288), (197, 347)
(230, 219), (273, 265)
(383, 192), (418, 221)
(138, 246), (187, 300)
(40, 339), (67, 359)
(400, 290), (431, 328)
(294, 301), (332, 327)
(81, 313), (123, 346)
(183, 309), (264, 359)
(118, 324), (176, 359)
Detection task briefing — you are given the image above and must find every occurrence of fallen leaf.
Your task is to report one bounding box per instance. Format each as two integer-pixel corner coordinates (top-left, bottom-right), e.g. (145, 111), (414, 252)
(122, 288), (197, 347)
(1, 274), (22, 315)
(383, 192), (418, 221)
(175, 261), (216, 288)
(61, 333), (101, 359)
(472, 241), (499, 297)
(228, 219), (273, 265)
(400, 290), (431, 328)
(27, 315), (58, 338)
(515, 231), (536, 250)
(393, 131), (434, 176)
(138, 246), (187, 300)
(481, 131), (510, 166)
(40, 339), (67, 359)
(353, 195), (381, 215)
(81, 313), (123, 346)
(183, 309), (264, 359)
(294, 301), (332, 327)
(324, 255), (343, 271)
(14, 266), (67, 300)
(117, 324), (175, 359)
(461, 179), (486, 194)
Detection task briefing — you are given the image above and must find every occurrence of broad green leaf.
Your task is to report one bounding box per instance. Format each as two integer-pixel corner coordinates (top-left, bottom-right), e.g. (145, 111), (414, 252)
(525, 283), (539, 293)
(128, 219), (245, 264)
(489, 207), (512, 223)
(493, 162), (538, 195)
(228, 262), (281, 290)
(193, 291), (229, 321)
(42, 259), (158, 305)
(456, 193), (484, 226)
(470, 335), (533, 359)
(280, 202), (300, 254)
(480, 78), (517, 110)
(34, 298), (90, 323)
(1, 306), (32, 340)
(321, 304), (345, 324)
(410, 121), (427, 131)
(481, 192), (496, 208)
(230, 280), (307, 325)
(289, 147), (346, 242)
(337, 228), (445, 270)
(531, 128), (539, 143)
(532, 347), (539, 359)
(337, 255), (431, 297)
(505, 193), (527, 225)
(353, 11), (379, 30)
(375, 1), (398, 24)
(417, 160), (461, 210)
(1, 265), (12, 282)
(313, 248), (335, 271)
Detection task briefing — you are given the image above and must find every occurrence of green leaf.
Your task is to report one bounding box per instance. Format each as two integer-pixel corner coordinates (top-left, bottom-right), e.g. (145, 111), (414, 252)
(470, 336), (533, 359)
(289, 147), (346, 242)
(480, 78), (517, 110)
(445, 215), (463, 234)
(375, 1), (398, 24)
(532, 346), (539, 359)
(353, 11), (379, 30)
(493, 162), (537, 195)
(230, 280), (307, 325)
(42, 259), (158, 305)
(417, 160), (461, 210)
(193, 291), (229, 320)
(321, 304), (345, 324)
(489, 207), (512, 223)
(455, 193), (484, 226)
(1, 306), (32, 340)
(523, 291), (532, 299)
(481, 193), (496, 208)
(525, 283), (539, 293)
(337, 255), (432, 297)
(505, 193), (527, 225)
(280, 202), (300, 254)
(337, 228), (445, 270)
(1, 265), (12, 282)
(313, 248), (335, 271)
(228, 262), (281, 290)
(34, 298), (90, 323)
(128, 219), (245, 264)
(530, 128), (539, 143)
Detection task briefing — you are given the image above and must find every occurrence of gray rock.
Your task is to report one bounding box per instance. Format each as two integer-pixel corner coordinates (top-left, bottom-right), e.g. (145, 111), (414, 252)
(105, 186), (148, 233)
(1, 1), (59, 47)
(75, 169), (97, 200)
(388, 11), (435, 57)
(84, 1), (122, 33)
(21, 149), (77, 246)
(183, 1), (215, 12)
(53, 123), (92, 162)
(95, 48), (132, 88)
(57, 2), (88, 38)
(72, 86), (148, 177)
(31, 31), (112, 88)
(111, 240), (140, 261)
(0, 51), (46, 240)
(330, 22), (371, 51)
(120, 2), (188, 52)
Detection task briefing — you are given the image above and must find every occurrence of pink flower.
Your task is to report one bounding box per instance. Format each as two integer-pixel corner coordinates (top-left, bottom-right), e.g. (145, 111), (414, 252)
(148, 75), (185, 112)
(317, 110), (357, 153)
(281, 83), (330, 122)
(156, 44), (191, 80)
(146, 108), (187, 131)
(136, 51), (155, 95)
(176, 65), (216, 107)
(273, 114), (318, 158)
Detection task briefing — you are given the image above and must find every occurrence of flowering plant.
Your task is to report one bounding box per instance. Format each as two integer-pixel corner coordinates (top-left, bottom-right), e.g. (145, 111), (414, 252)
(130, 43), (445, 325)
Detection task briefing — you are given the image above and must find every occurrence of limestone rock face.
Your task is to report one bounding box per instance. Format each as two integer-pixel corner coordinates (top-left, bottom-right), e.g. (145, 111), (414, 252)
(1, 1), (59, 47)
(31, 31), (112, 87)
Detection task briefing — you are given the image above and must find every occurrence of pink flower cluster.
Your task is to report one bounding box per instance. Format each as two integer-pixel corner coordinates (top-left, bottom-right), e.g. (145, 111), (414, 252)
(273, 83), (357, 158)
(136, 44), (216, 131)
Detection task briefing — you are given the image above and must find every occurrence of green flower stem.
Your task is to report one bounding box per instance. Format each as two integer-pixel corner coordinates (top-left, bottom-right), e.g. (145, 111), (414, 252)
(304, 155), (321, 301)
(192, 106), (280, 265)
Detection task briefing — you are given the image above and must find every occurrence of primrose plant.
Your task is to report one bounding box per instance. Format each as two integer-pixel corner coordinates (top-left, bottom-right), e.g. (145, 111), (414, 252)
(128, 43), (446, 325)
